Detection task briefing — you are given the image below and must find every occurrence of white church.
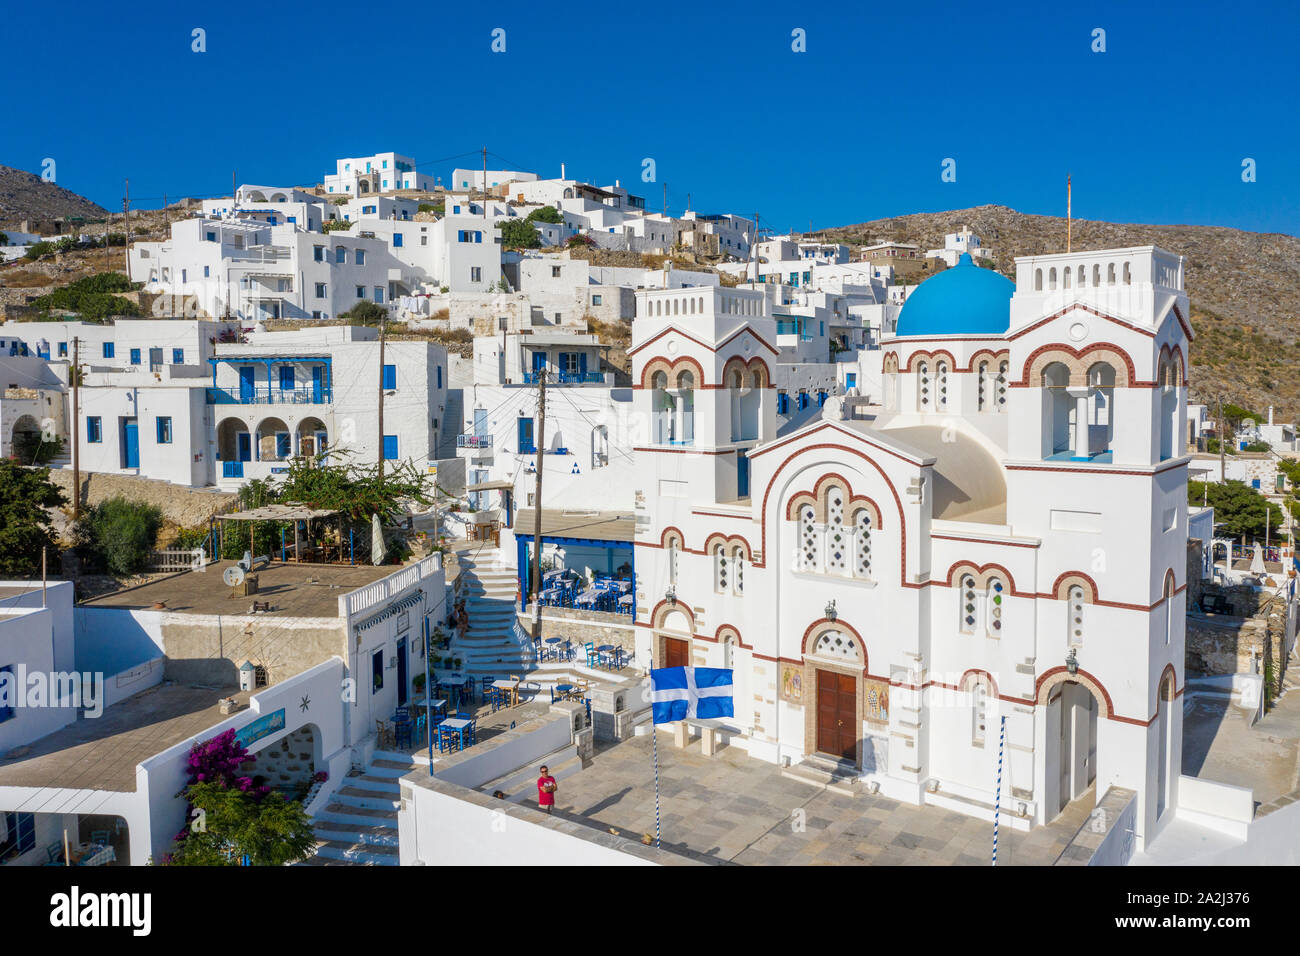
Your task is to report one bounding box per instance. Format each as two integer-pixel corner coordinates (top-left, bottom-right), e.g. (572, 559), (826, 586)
(630, 248), (1191, 850)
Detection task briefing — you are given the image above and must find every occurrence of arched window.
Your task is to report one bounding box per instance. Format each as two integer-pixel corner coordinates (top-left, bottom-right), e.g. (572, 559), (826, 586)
(917, 360), (931, 411)
(986, 578), (1005, 635)
(651, 370), (671, 444)
(1048, 267), (1057, 291)
(667, 538), (678, 586)
(722, 634), (734, 669)
(972, 680), (988, 746)
(1164, 574), (1175, 645)
(1068, 585), (1086, 646)
(996, 360), (1008, 411)
(977, 361), (990, 412)
(799, 505), (820, 571)
(1043, 362), (1072, 455)
(1092, 263), (1101, 286)
(853, 509), (873, 579)
(959, 575), (978, 633)
(1107, 262), (1116, 285)
(826, 488), (847, 573)
(714, 544), (728, 593)
(1034, 268), (1043, 291)
(733, 546), (745, 595)
(1122, 261), (1131, 285)
(1077, 265), (1085, 287)
(1063, 266), (1072, 289)
(935, 360), (949, 411)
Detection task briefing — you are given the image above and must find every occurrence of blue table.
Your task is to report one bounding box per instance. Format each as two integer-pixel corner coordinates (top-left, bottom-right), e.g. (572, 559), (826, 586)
(439, 717), (474, 752)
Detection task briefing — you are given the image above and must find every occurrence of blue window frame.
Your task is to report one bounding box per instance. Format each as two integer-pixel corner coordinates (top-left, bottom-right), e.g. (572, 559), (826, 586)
(518, 417), (535, 453)
(393, 234), (403, 247)
(102, 342), (115, 359)
(156, 416), (172, 444)
(372, 649), (383, 692)
(382, 435), (398, 460)
(335, 247), (346, 264)
(436, 366), (442, 389)
(777, 392), (790, 415)
(355, 249), (365, 265)
(203, 266), (210, 277)
(173, 348), (184, 364)
(382, 364), (396, 390)
(279, 366), (295, 391)
(87, 417), (102, 442)
(129, 348), (141, 365)
(58, 342), (67, 357)
(206, 231), (217, 241)
(798, 392), (810, 411)
(276, 433), (291, 458)
(846, 373), (857, 389)
(0, 665), (13, 723)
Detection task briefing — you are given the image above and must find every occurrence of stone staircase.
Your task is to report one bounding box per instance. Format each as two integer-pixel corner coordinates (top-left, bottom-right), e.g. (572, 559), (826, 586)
(452, 548), (536, 677)
(300, 751), (414, 865)
(781, 754), (861, 796)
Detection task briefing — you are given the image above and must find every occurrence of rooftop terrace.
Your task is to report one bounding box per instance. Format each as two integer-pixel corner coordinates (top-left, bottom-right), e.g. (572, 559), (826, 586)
(79, 561), (400, 619)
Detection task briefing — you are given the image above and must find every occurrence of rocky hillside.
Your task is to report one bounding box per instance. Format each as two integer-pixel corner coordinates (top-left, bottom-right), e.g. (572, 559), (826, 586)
(0, 164), (108, 225)
(823, 205), (1300, 422)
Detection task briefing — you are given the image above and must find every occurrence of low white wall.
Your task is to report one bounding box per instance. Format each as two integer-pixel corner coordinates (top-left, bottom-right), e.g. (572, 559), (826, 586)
(1177, 774), (1254, 840)
(432, 715), (571, 789)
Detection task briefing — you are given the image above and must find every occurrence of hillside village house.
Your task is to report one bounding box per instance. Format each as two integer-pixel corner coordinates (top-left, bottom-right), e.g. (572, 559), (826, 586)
(325, 151), (436, 195)
(628, 248), (1197, 851)
(0, 553), (444, 866)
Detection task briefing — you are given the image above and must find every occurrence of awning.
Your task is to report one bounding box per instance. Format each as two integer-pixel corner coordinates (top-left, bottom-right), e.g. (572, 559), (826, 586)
(220, 504), (341, 522)
(355, 589), (425, 632)
(514, 509), (635, 543)
(467, 480), (515, 492)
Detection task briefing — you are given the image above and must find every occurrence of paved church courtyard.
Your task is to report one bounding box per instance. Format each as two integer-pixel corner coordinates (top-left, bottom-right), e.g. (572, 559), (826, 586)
(545, 732), (1093, 865)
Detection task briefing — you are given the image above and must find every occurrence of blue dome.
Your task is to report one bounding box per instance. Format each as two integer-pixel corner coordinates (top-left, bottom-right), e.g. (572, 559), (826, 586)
(894, 253), (1014, 337)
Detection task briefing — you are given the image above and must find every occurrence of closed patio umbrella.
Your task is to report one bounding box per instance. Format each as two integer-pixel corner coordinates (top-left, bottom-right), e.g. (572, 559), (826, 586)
(371, 513), (385, 565)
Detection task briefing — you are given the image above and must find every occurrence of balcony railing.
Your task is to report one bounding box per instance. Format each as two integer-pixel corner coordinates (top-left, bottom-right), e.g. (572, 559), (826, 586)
(207, 386), (333, 405)
(522, 370), (604, 385)
(456, 434), (494, 449)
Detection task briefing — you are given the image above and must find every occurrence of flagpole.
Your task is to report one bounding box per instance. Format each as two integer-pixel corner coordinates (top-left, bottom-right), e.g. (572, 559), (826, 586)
(1067, 175), (1072, 253)
(992, 714), (1006, 866)
(652, 720), (662, 849)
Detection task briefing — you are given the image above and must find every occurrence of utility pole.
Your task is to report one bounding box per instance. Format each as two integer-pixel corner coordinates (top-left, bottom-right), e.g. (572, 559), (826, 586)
(750, 212), (760, 282)
(123, 179), (131, 280)
(1218, 394), (1226, 483)
(377, 314), (387, 479)
(482, 146), (488, 219)
(662, 183), (667, 216)
(529, 369), (547, 642)
(71, 337), (80, 522)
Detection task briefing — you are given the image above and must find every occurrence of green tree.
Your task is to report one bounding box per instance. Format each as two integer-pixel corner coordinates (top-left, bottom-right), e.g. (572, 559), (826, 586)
(24, 241), (55, 260)
(0, 462), (66, 577)
(525, 205), (562, 225)
(339, 300), (387, 325)
(76, 496), (163, 575)
(168, 783), (315, 866)
(0, 232), (8, 246)
(1188, 479), (1284, 541)
(496, 218), (541, 249)
(322, 219), (354, 232)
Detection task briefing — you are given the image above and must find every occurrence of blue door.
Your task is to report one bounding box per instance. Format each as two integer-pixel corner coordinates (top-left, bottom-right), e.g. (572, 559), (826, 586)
(518, 417), (535, 453)
(473, 407), (487, 437)
(396, 637), (408, 706)
(531, 351), (547, 377)
(312, 366), (324, 403)
(237, 432), (252, 462)
(578, 352), (588, 379)
(239, 365), (256, 402)
(737, 450), (750, 498)
(122, 418), (139, 468)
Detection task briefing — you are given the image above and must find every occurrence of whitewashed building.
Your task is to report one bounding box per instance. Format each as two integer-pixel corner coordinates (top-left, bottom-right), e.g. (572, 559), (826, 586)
(324, 152), (435, 195)
(629, 248), (1196, 851)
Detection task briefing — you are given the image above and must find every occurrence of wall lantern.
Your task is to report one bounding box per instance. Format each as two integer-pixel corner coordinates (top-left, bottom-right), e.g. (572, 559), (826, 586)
(825, 599), (837, 622)
(665, 586), (677, 607)
(1065, 647), (1079, 676)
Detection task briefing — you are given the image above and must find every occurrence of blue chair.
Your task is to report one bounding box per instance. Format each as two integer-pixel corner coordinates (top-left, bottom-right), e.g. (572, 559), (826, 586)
(584, 641), (598, 668)
(414, 712), (427, 745)
(394, 720), (412, 749)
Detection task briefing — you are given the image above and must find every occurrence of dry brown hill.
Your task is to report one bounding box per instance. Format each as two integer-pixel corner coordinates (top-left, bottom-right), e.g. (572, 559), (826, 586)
(0, 164), (109, 225)
(822, 205), (1300, 422)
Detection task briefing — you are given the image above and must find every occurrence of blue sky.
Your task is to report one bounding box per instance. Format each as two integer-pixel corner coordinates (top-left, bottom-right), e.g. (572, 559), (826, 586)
(6, 0), (1299, 235)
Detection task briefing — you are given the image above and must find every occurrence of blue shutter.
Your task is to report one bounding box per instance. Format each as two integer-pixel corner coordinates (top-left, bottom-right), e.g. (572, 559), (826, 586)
(277, 433), (291, 458)
(383, 364), (396, 390)
(129, 348), (140, 365)
(279, 366), (295, 391)
(173, 348), (184, 364)
(518, 418), (534, 452)
(579, 352), (588, 377)
(382, 435), (398, 460)
(437, 366), (442, 389)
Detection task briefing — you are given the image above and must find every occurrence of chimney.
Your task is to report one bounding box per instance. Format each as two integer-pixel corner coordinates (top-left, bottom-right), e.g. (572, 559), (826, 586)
(1269, 406), (1275, 426)
(561, 162), (566, 180)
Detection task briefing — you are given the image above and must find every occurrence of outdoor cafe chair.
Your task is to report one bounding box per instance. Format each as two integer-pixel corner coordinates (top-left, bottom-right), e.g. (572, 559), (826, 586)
(584, 641), (599, 668)
(90, 830), (111, 846)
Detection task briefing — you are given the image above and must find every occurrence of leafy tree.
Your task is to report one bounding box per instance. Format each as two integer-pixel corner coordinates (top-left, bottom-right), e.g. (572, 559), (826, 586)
(1222, 403), (1260, 426)
(339, 300), (387, 325)
(75, 496), (163, 575)
(24, 241), (55, 260)
(567, 234), (594, 249)
(496, 218), (541, 249)
(525, 205), (563, 224)
(418, 202), (444, 215)
(169, 783), (315, 866)
(0, 462), (66, 577)
(29, 273), (142, 321)
(1188, 479), (1284, 541)
(0, 232), (8, 246)
(322, 219), (354, 232)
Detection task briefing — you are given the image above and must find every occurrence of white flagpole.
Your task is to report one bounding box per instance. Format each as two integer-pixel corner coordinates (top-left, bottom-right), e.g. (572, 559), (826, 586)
(652, 719), (662, 849)
(992, 714), (1006, 865)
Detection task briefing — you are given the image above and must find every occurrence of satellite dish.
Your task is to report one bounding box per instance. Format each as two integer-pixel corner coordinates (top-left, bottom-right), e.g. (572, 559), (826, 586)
(224, 565), (246, 588)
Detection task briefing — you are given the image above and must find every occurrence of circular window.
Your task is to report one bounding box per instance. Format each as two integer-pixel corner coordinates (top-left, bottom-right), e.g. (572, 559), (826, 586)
(665, 340), (678, 355)
(1068, 321), (1088, 342)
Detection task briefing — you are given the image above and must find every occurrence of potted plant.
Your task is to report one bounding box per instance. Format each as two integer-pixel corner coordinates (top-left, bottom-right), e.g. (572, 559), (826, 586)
(413, 672), (427, 693)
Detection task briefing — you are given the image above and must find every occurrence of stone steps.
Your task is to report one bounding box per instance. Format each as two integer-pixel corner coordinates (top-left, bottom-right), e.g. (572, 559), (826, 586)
(781, 757), (860, 796)
(304, 753), (413, 866)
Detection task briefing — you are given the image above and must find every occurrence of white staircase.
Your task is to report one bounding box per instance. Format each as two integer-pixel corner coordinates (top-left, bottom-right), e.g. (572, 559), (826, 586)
(452, 548), (536, 677)
(300, 751), (413, 865)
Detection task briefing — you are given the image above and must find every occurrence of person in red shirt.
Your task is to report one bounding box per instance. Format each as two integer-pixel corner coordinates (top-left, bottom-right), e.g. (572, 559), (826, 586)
(537, 765), (557, 813)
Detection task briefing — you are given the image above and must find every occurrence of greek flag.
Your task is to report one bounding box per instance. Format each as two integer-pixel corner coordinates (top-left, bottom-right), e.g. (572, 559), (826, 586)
(651, 667), (733, 723)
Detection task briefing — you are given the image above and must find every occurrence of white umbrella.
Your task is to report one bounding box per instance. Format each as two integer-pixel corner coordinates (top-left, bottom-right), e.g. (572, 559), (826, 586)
(371, 513), (384, 566)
